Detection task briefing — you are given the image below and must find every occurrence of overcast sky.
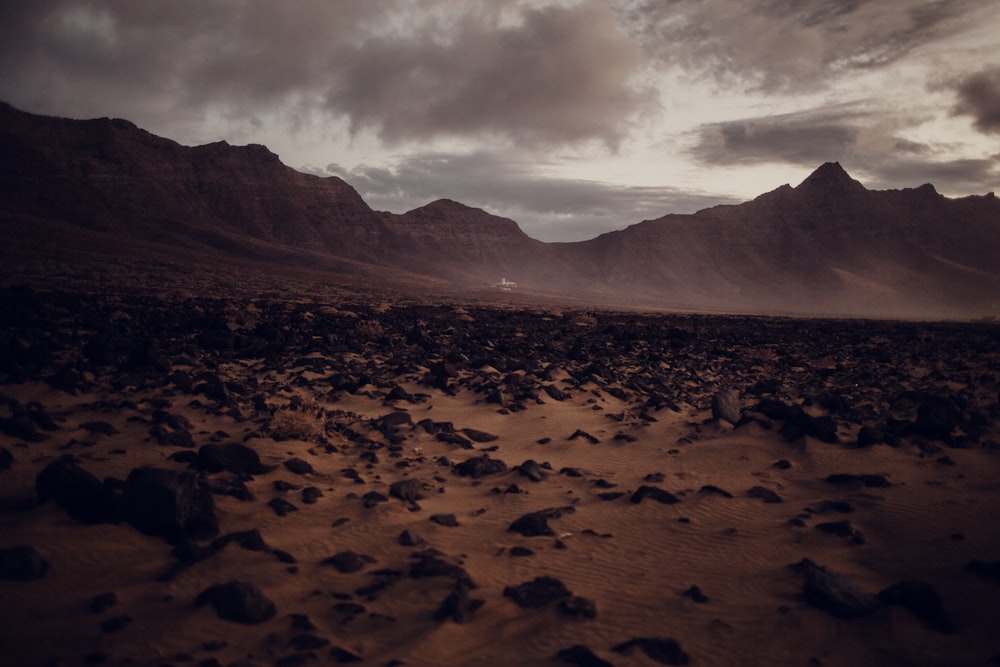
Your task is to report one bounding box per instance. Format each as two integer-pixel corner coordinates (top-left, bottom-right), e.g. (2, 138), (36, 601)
(2, 1), (998, 241)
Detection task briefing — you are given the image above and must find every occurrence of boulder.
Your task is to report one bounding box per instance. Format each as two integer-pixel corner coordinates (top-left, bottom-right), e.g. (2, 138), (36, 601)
(123, 467), (218, 542)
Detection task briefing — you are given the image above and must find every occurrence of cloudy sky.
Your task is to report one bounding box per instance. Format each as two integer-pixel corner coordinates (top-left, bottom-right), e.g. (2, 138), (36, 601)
(1, 1), (998, 241)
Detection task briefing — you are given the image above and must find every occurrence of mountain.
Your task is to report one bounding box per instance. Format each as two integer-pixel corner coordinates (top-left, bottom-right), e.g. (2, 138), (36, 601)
(2, 102), (998, 318)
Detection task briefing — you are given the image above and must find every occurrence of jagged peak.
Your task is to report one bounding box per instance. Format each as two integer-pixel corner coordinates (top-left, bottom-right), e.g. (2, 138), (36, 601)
(796, 162), (866, 192)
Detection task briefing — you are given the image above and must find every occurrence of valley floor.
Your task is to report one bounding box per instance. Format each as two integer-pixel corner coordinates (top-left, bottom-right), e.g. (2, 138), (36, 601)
(1, 286), (999, 667)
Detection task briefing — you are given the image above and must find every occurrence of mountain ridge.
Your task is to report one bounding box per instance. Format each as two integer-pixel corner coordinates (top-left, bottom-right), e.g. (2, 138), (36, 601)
(2, 103), (998, 318)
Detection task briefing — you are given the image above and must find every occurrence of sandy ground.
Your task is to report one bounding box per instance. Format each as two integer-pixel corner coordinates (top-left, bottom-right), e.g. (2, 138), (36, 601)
(1, 288), (999, 667)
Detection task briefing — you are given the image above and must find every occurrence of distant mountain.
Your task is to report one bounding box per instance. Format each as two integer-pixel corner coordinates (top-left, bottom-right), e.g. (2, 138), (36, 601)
(2, 102), (998, 318)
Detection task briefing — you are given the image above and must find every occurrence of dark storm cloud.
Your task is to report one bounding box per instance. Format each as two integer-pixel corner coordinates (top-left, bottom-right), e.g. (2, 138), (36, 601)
(0, 0), (650, 149)
(689, 104), (999, 195)
(867, 158), (999, 195)
(951, 66), (1000, 134)
(689, 107), (868, 166)
(318, 151), (739, 241)
(618, 0), (986, 91)
(325, 2), (651, 147)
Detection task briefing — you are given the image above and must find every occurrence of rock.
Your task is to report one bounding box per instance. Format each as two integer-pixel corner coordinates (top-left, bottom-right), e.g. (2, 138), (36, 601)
(508, 507), (575, 537)
(611, 637), (690, 665)
(397, 529), (424, 547)
(558, 595), (597, 619)
(430, 513), (459, 527)
(283, 458), (314, 475)
(0, 446), (12, 470)
(699, 485), (733, 498)
(879, 580), (955, 633)
(89, 592), (118, 613)
(915, 395), (960, 440)
(389, 479), (425, 502)
(515, 459), (546, 482)
(825, 473), (891, 488)
(301, 487), (323, 504)
(711, 389), (741, 424)
(197, 443), (276, 475)
(195, 581), (276, 624)
(321, 551), (370, 573)
(36, 457), (121, 524)
(856, 426), (886, 447)
(816, 520), (865, 544)
(80, 421), (119, 436)
(268, 497), (299, 516)
(630, 485), (680, 504)
(434, 579), (485, 623)
(454, 455), (507, 478)
(791, 558), (879, 619)
(328, 645), (363, 662)
(461, 428), (498, 443)
(503, 575), (571, 608)
(123, 467), (218, 542)
(569, 429), (599, 444)
(747, 486), (783, 503)
(0, 545), (48, 580)
(362, 491), (387, 508)
(408, 550), (472, 583)
(543, 385), (569, 401)
(101, 615), (133, 633)
(555, 645), (614, 667)
(682, 585), (708, 603)
(965, 559), (1000, 581)
(0, 415), (47, 442)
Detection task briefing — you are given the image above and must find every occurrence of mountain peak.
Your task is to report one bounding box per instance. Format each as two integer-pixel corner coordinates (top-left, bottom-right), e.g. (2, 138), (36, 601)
(796, 162), (866, 193)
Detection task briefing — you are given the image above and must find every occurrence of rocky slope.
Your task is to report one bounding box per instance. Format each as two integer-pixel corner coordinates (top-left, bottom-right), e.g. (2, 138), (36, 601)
(2, 102), (998, 318)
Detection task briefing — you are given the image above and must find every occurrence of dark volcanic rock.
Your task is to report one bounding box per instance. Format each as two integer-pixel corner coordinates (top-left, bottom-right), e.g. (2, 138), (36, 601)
(430, 513), (459, 527)
(816, 520), (865, 544)
(508, 507), (575, 537)
(555, 645), (614, 667)
(630, 485), (680, 504)
(699, 485), (733, 498)
(965, 559), (1000, 581)
(390, 478), (425, 502)
(197, 443), (276, 475)
(915, 395), (960, 440)
(825, 473), (891, 488)
(0, 545), (48, 580)
(36, 457), (121, 524)
(558, 595), (598, 619)
(397, 529), (424, 547)
(268, 497), (299, 516)
(879, 580), (955, 633)
(123, 467), (218, 542)
(454, 454), (507, 478)
(711, 389), (741, 424)
(856, 426), (886, 447)
(283, 458), (314, 475)
(461, 428), (498, 443)
(792, 558), (879, 619)
(195, 581), (276, 624)
(611, 637), (690, 665)
(747, 486), (783, 503)
(321, 551), (370, 573)
(434, 579), (485, 623)
(515, 459), (546, 482)
(503, 575), (571, 608)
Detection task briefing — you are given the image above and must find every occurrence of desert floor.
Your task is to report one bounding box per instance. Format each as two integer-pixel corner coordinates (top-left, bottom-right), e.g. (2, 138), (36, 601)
(2, 285), (999, 667)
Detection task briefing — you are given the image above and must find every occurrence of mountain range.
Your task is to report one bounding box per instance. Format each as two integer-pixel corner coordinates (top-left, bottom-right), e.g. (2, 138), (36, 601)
(2, 101), (998, 318)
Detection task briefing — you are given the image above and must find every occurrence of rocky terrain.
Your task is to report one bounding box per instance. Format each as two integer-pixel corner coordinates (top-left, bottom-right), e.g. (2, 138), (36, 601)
(1, 283), (999, 666)
(2, 102), (999, 318)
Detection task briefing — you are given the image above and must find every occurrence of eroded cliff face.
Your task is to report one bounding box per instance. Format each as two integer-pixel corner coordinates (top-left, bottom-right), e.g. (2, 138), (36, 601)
(3, 103), (998, 318)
